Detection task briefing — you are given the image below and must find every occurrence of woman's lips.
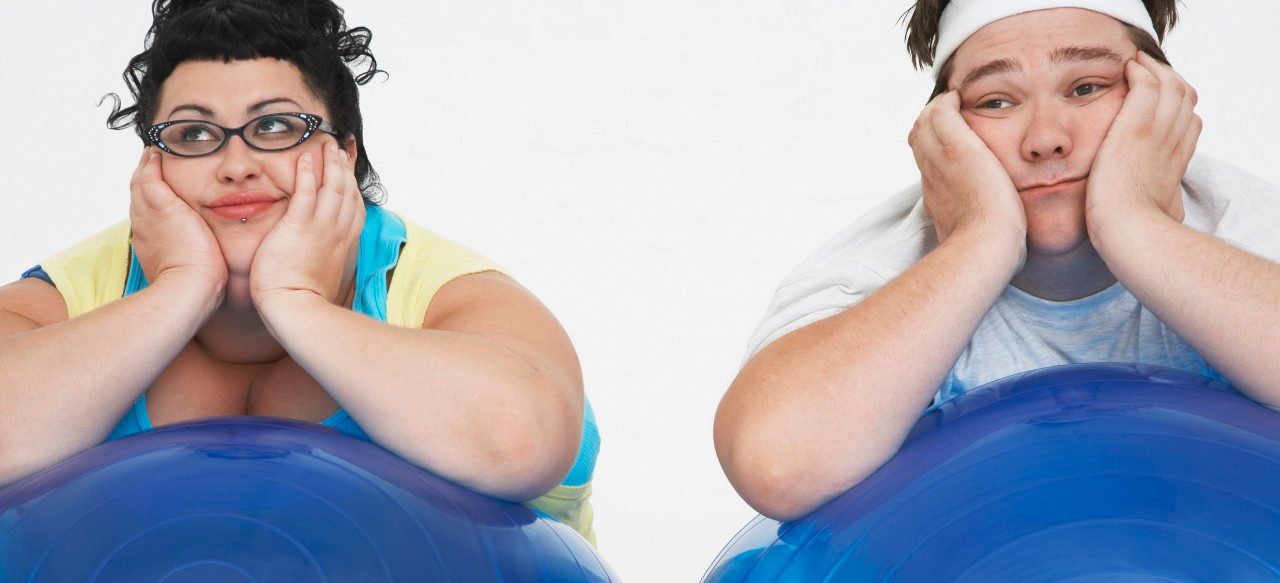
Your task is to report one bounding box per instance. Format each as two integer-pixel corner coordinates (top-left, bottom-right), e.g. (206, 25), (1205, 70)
(210, 200), (279, 219)
(208, 192), (281, 219)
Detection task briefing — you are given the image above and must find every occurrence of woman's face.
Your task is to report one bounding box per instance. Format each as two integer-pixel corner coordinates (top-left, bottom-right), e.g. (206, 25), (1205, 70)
(152, 58), (351, 277)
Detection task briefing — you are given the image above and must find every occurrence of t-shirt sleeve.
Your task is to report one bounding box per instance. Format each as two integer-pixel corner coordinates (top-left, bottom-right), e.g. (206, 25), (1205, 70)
(742, 258), (887, 364)
(742, 185), (930, 364)
(1184, 154), (1280, 262)
(20, 265), (55, 287)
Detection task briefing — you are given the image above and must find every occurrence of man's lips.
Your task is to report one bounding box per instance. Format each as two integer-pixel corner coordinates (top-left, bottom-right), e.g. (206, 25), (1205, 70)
(1018, 175), (1089, 194)
(208, 192), (282, 219)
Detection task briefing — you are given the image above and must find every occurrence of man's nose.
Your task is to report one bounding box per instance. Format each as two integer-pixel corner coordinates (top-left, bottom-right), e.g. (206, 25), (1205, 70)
(1021, 103), (1073, 162)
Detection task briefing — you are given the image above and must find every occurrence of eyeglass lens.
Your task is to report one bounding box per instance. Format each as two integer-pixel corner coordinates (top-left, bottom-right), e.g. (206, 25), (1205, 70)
(157, 115), (311, 156)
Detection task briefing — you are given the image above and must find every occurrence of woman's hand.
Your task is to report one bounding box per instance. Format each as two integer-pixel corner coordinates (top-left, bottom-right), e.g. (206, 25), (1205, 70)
(129, 148), (228, 293)
(1086, 51), (1199, 238)
(249, 139), (365, 312)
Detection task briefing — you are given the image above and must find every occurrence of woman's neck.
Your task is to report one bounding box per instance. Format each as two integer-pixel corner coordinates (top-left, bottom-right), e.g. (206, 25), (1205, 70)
(193, 276), (355, 365)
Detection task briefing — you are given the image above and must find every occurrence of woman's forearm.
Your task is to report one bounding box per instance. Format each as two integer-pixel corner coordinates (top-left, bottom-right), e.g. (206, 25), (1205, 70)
(257, 291), (581, 501)
(0, 274), (222, 484)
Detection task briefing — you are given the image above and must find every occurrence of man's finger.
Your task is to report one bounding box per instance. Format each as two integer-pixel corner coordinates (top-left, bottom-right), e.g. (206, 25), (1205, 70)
(1142, 52), (1186, 141)
(1117, 57), (1161, 129)
(1171, 81), (1197, 147)
(929, 92), (981, 155)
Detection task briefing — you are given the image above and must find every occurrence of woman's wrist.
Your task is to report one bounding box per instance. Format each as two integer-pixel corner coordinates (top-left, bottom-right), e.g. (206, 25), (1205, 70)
(148, 270), (226, 325)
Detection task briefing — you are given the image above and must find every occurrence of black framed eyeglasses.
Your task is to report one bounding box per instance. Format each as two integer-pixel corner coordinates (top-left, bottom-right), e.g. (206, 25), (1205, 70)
(146, 112), (338, 158)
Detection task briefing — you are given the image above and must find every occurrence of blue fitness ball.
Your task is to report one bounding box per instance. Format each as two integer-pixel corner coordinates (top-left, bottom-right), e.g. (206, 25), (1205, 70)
(0, 416), (615, 582)
(704, 363), (1280, 582)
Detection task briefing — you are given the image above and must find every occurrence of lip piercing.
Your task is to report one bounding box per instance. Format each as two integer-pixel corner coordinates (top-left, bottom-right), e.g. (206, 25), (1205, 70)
(240, 218), (248, 224)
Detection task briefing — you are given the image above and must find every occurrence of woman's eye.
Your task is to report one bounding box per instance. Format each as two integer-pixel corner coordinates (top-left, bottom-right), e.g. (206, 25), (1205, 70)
(979, 99), (1012, 110)
(1074, 83), (1103, 97)
(179, 125), (217, 142)
(255, 117), (291, 134)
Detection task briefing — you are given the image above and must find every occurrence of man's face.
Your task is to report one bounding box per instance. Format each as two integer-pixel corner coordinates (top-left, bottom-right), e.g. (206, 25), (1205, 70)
(948, 8), (1139, 257)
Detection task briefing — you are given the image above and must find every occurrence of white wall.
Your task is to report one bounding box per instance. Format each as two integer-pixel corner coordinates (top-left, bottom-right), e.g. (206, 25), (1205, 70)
(2, 1), (1277, 580)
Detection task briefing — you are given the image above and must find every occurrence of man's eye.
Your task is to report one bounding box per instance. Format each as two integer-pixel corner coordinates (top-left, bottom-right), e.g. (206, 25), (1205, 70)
(979, 99), (1012, 110)
(1074, 83), (1103, 97)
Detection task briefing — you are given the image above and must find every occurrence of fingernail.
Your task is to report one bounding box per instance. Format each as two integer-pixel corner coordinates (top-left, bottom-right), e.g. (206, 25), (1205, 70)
(302, 153), (313, 163)
(149, 152), (158, 160)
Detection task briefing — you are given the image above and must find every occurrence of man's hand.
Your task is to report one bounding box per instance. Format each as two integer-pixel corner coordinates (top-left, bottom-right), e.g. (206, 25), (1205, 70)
(909, 90), (1027, 255)
(1086, 51), (1200, 238)
(249, 139), (365, 313)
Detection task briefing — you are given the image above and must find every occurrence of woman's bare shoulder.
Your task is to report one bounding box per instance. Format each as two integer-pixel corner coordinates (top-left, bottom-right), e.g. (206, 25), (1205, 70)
(0, 278), (69, 334)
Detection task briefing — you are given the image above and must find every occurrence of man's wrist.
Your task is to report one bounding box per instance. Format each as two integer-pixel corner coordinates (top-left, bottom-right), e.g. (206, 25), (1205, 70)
(1087, 204), (1179, 259)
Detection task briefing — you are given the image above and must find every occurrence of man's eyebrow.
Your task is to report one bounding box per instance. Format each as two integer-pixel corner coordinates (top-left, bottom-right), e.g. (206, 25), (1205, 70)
(248, 98), (303, 114)
(1050, 45), (1125, 65)
(958, 58), (1021, 91)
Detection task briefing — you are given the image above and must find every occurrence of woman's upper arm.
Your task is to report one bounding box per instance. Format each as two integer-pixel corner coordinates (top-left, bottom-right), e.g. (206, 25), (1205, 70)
(421, 271), (583, 397)
(0, 278), (68, 336)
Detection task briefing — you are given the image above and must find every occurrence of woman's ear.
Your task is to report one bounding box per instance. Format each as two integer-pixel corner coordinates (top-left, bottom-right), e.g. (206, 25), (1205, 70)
(341, 136), (359, 167)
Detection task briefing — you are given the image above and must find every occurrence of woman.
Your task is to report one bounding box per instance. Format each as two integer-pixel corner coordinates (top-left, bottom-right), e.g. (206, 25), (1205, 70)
(0, 0), (599, 542)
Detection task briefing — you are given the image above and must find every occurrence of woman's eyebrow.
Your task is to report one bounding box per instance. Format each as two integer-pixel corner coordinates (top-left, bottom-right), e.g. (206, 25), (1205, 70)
(248, 98), (303, 114)
(168, 104), (214, 118)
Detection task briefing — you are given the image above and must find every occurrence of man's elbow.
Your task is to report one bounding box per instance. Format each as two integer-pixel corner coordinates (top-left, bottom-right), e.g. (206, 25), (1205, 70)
(716, 422), (874, 523)
(732, 461), (835, 522)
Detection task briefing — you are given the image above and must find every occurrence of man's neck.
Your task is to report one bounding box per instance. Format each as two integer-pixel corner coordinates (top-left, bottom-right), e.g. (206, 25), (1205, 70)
(1010, 239), (1117, 302)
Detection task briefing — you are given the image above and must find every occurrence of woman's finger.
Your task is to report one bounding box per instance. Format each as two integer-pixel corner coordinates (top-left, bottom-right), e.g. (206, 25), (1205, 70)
(337, 154), (361, 229)
(316, 142), (345, 221)
(291, 151), (318, 218)
(138, 150), (173, 211)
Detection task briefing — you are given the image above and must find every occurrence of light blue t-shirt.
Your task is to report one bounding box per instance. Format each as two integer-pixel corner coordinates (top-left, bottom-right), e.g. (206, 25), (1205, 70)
(745, 154), (1280, 408)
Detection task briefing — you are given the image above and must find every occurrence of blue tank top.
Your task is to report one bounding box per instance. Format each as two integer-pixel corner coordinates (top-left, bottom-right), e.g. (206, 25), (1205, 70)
(24, 206), (599, 491)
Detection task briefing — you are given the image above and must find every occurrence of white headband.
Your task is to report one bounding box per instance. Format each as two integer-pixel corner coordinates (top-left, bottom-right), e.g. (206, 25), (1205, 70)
(933, 0), (1160, 78)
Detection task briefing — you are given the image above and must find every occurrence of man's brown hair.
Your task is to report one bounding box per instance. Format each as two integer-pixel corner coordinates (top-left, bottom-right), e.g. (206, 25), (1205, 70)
(901, 1), (1180, 99)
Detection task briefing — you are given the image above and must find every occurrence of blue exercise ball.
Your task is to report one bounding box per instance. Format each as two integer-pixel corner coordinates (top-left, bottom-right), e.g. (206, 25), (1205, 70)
(704, 363), (1280, 582)
(0, 416), (615, 582)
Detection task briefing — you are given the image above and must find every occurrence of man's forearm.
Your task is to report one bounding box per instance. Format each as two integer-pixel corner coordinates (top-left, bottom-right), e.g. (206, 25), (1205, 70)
(716, 224), (1024, 520)
(1092, 209), (1280, 405)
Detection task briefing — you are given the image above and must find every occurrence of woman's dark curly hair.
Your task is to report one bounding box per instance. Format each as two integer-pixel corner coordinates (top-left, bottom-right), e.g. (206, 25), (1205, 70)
(104, 0), (388, 203)
(900, 0), (1180, 101)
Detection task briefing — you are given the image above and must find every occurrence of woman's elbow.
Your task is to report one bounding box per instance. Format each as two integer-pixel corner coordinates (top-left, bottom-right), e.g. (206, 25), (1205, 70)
(476, 415), (579, 502)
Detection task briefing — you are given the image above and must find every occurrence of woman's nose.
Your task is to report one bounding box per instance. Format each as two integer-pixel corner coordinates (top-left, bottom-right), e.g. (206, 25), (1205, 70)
(215, 135), (262, 184)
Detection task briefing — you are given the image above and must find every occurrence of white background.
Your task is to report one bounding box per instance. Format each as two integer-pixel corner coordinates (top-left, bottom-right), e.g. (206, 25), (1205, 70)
(3, 1), (1278, 580)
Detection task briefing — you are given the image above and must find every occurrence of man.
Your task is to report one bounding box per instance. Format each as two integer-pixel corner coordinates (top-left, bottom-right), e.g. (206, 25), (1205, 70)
(714, 0), (1280, 521)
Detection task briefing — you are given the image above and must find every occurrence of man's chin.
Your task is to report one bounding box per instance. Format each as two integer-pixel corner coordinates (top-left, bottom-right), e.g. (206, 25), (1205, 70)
(1025, 224), (1092, 259)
